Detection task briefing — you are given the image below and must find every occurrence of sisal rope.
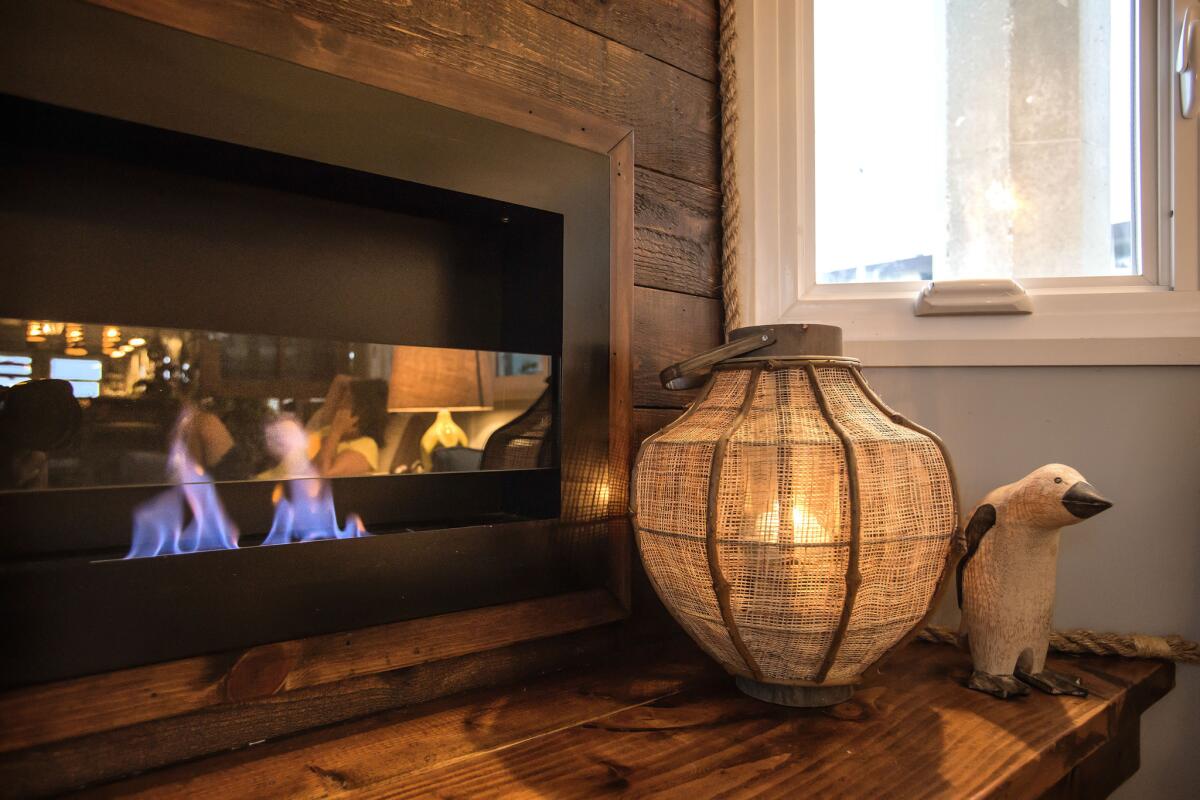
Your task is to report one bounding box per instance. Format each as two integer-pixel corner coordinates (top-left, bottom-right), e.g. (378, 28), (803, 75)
(713, 14), (1198, 669)
(718, 0), (741, 334)
(918, 625), (1200, 664)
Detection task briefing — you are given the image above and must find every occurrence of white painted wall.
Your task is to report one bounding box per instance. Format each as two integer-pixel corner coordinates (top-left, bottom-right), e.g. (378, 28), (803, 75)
(863, 365), (1200, 797)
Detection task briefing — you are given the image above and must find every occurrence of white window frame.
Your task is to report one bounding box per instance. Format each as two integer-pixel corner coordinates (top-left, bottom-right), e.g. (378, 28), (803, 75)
(736, 0), (1200, 366)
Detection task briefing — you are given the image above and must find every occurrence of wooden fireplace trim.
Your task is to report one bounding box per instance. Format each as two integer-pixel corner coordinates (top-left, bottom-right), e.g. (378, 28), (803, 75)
(0, 0), (634, 773)
(0, 589), (624, 754)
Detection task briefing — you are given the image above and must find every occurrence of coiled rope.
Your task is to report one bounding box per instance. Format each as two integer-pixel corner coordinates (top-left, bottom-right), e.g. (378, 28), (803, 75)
(918, 625), (1199, 663)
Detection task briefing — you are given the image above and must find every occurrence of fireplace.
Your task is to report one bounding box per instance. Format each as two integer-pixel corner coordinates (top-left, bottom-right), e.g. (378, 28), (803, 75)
(0, 1), (628, 689)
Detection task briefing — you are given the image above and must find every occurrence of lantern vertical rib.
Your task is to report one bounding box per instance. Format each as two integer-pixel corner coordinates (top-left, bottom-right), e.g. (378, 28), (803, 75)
(848, 366), (961, 530)
(629, 376), (717, 516)
(632, 377), (720, 646)
(706, 365), (764, 681)
(806, 362), (862, 683)
(849, 365), (966, 668)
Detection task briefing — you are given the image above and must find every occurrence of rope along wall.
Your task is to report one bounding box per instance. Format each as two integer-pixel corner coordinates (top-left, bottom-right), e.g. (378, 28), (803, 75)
(714, 3), (1197, 664)
(718, 0), (741, 334)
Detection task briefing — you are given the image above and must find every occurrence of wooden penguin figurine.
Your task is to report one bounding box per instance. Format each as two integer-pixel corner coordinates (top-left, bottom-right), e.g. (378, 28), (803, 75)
(958, 464), (1112, 699)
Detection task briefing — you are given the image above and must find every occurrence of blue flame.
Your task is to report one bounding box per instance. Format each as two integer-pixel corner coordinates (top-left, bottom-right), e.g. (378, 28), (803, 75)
(126, 410), (239, 558)
(126, 411), (365, 558)
(263, 478), (366, 545)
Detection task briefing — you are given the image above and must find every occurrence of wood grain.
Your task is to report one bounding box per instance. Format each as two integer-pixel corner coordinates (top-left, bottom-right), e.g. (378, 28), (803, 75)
(85, 0), (631, 156)
(0, 626), (627, 797)
(635, 167), (721, 297)
(633, 408), (683, 445)
(522, 0), (718, 81)
(81, 640), (717, 799)
(0, 590), (623, 755)
(253, 0), (719, 187)
(82, 642), (1173, 799)
(633, 286), (723, 408)
(607, 131), (636, 607)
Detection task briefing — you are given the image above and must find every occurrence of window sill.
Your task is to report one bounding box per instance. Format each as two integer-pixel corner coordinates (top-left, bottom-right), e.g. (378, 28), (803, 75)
(773, 284), (1200, 367)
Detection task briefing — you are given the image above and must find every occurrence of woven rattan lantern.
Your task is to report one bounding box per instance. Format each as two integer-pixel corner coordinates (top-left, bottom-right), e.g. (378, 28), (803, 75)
(632, 324), (960, 706)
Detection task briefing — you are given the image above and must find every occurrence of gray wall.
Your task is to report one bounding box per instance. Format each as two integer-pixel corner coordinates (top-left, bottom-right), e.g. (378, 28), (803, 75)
(863, 365), (1199, 797)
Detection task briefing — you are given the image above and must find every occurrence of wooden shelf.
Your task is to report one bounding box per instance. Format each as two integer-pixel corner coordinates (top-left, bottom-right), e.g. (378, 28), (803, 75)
(79, 637), (1173, 798)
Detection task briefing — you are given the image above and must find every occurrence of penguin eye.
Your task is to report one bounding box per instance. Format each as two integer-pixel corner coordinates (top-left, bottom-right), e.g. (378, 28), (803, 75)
(1054, 477), (1063, 484)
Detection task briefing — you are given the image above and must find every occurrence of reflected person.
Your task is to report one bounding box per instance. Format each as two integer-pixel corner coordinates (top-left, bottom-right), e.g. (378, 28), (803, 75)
(261, 376), (387, 479)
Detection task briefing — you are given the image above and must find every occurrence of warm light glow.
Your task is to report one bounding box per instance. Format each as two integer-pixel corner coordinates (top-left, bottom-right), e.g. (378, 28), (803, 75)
(25, 321), (45, 343)
(103, 326), (121, 341)
(755, 501), (781, 542)
(128, 337), (147, 347)
(64, 346), (88, 356)
(120, 344), (135, 353)
(755, 499), (833, 544)
(109, 350), (126, 359)
(791, 503), (833, 544)
(985, 180), (1019, 213)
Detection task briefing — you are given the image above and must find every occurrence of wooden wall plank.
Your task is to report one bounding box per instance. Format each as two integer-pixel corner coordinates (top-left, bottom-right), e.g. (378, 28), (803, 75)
(77, 640), (713, 799)
(521, 0), (718, 81)
(256, 0), (719, 187)
(633, 408), (683, 445)
(633, 286), (722, 407)
(634, 167), (721, 297)
(0, 626), (630, 798)
(0, 590), (622, 755)
(85, 0), (631, 155)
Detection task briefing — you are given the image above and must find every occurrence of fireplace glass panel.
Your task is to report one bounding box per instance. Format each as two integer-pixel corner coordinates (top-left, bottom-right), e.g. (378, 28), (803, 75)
(0, 318), (555, 493)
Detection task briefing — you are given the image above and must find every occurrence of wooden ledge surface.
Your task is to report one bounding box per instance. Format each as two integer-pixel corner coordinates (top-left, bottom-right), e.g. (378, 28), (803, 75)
(84, 639), (1174, 799)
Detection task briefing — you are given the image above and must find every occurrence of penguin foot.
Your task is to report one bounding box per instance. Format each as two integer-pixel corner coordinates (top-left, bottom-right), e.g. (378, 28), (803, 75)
(967, 670), (1031, 699)
(1015, 667), (1088, 697)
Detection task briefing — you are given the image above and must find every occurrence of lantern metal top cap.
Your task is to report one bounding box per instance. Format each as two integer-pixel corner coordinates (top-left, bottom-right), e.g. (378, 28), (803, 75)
(660, 324), (852, 391)
(728, 324), (844, 359)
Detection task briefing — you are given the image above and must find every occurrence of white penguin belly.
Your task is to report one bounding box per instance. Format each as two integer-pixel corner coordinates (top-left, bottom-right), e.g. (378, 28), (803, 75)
(963, 537), (1058, 676)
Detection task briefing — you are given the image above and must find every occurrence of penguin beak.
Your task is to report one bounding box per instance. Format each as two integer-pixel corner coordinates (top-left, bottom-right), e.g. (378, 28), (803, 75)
(1062, 481), (1113, 519)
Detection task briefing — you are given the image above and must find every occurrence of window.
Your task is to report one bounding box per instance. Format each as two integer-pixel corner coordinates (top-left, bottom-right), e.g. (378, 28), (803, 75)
(0, 355), (33, 389)
(736, 0), (1199, 365)
(49, 357), (102, 399)
(814, 0), (1136, 285)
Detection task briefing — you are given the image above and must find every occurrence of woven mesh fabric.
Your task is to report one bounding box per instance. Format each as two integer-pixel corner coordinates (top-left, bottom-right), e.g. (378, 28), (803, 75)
(634, 364), (955, 684)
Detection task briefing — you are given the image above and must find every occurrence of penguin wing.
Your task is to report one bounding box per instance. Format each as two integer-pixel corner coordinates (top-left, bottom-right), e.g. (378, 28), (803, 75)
(956, 503), (997, 609)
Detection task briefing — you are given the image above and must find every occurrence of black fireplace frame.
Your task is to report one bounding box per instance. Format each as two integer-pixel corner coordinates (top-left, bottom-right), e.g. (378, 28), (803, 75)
(0, 0), (635, 689)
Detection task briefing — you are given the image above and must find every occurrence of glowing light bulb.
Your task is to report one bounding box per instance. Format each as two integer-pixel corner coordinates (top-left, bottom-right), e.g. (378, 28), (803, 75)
(128, 337), (147, 347)
(110, 350), (126, 359)
(791, 503), (832, 544)
(103, 326), (121, 340)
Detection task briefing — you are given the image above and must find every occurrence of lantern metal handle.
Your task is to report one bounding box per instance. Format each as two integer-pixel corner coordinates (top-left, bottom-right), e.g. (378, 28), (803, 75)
(660, 329), (777, 390)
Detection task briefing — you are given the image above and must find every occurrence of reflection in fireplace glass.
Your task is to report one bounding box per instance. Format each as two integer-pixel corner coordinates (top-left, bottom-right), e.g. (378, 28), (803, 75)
(0, 316), (552, 494)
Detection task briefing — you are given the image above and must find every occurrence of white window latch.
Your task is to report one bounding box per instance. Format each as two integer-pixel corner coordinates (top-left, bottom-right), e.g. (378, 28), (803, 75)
(1179, 6), (1198, 119)
(913, 279), (1033, 317)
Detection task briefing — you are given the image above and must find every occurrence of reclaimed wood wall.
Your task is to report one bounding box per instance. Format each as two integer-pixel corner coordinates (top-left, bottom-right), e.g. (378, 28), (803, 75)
(0, 2), (719, 792)
(253, 0), (725, 418)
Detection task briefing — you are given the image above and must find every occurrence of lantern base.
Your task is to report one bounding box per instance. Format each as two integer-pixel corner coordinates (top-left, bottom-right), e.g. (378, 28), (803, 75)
(735, 677), (854, 707)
